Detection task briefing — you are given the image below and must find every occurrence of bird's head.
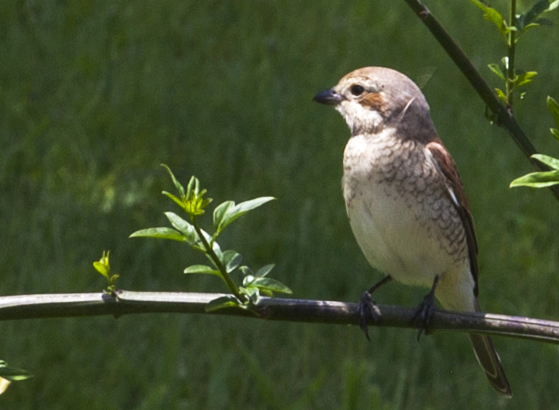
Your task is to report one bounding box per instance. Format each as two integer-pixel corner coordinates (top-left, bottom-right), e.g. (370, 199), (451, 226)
(314, 67), (433, 138)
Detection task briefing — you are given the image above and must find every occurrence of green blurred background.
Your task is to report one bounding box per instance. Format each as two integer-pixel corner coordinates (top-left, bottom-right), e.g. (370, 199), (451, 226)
(1, 0), (559, 408)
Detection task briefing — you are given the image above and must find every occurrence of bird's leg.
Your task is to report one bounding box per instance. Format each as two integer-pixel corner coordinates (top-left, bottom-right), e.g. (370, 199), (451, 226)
(412, 275), (440, 341)
(358, 275), (392, 341)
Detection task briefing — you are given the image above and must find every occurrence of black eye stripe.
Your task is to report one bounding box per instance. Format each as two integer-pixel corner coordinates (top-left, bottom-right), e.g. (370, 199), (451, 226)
(350, 85), (365, 96)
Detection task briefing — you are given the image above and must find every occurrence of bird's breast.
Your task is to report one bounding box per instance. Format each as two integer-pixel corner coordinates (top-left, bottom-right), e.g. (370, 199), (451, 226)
(342, 130), (468, 287)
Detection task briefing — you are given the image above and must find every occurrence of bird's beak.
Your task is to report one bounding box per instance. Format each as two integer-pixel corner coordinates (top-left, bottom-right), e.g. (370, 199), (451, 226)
(313, 88), (343, 106)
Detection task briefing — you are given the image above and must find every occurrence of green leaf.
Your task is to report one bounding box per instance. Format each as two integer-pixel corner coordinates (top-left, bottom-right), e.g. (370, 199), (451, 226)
(205, 295), (243, 312)
(547, 96), (559, 128)
(550, 128), (559, 143)
(240, 286), (260, 303)
(519, 0), (551, 31)
(514, 71), (537, 87)
(234, 196), (276, 215)
(0, 361), (33, 381)
(259, 288), (273, 298)
(256, 264), (275, 277)
(549, 0), (559, 11)
(510, 170), (559, 188)
(217, 197), (275, 232)
(249, 277), (293, 294)
(221, 250), (242, 273)
(521, 22), (541, 32)
(93, 250), (111, 278)
(161, 164), (185, 199)
(162, 191), (186, 210)
(227, 253), (242, 273)
(186, 176), (197, 199)
(495, 88), (507, 102)
(240, 285), (258, 297)
(532, 154), (559, 170)
(469, 0), (508, 37)
(129, 227), (186, 242)
(184, 265), (221, 276)
(488, 63), (505, 80)
(165, 212), (197, 242)
(93, 261), (109, 278)
(213, 201), (234, 231)
(243, 275), (256, 286)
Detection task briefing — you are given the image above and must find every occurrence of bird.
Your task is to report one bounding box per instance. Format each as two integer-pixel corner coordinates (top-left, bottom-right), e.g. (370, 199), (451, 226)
(313, 66), (512, 398)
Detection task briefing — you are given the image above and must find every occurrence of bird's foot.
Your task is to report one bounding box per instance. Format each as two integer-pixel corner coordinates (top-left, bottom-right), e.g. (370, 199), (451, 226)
(358, 276), (392, 341)
(358, 291), (381, 341)
(412, 275), (440, 341)
(412, 289), (436, 341)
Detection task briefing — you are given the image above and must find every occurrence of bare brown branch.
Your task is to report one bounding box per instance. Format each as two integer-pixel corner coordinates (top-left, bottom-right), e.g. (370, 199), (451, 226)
(1, 290), (558, 343)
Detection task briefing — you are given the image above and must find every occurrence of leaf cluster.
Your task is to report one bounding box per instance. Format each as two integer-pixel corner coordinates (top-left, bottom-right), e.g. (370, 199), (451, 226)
(470, 0), (559, 104)
(92, 251), (119, 294)
(130, 165), (291, 313)
(488, 59), (537, 102)
(471, 0), (558, 40)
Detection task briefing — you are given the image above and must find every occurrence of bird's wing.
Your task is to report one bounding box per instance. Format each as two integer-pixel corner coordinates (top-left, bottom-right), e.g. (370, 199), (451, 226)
(426, 140), (479, 296)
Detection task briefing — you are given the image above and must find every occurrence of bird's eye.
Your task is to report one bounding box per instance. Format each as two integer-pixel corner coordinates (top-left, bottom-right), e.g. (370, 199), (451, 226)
(349, 85), (365, 96)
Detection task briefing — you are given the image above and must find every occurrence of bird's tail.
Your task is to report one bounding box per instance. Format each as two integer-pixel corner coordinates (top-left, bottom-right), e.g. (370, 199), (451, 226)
(436, 279), (512, 397)
(467, 299), (512, 397)
(460, 294), (512, 399)
(468, 333), (512, 397)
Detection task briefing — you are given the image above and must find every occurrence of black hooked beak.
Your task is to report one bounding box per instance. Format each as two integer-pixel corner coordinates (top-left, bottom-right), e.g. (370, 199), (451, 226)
(313, 88), (344, 106)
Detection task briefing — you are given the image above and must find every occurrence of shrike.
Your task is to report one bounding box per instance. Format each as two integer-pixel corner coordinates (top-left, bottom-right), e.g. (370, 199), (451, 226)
(314, 66), (511, 397)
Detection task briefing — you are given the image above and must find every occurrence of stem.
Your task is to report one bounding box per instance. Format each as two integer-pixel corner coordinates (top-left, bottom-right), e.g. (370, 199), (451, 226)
(506, 0), (516, 107)
(191, 218), (247, 303)
(3, 290), (559, 345)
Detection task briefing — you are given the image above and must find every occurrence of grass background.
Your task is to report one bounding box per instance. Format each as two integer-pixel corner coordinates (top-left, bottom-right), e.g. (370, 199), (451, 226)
(1, 0), (559, 408)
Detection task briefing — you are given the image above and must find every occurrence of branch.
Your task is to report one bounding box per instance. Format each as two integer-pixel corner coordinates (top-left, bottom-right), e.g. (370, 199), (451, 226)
(402, 0), (559, 202)
(1, 290), (558, 344)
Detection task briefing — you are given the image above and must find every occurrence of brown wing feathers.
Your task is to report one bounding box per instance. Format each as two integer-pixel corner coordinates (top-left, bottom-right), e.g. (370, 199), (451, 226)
(426, 140), (479, 296)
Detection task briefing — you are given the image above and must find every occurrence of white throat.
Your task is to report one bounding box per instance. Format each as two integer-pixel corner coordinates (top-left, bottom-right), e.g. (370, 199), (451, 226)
(336, 101), (384, 135)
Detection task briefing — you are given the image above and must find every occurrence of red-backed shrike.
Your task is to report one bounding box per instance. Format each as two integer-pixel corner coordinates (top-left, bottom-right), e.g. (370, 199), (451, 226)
(314, 67), (511, 397)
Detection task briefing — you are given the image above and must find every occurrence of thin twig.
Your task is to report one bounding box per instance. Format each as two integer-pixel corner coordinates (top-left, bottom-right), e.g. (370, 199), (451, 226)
(402, 0), (559, 202)
(1, 290), (559, 344)
(507, 0), (517, 108)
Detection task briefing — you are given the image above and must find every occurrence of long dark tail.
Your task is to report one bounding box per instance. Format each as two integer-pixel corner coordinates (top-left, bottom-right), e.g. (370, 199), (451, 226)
(468, 333), (512, 398)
